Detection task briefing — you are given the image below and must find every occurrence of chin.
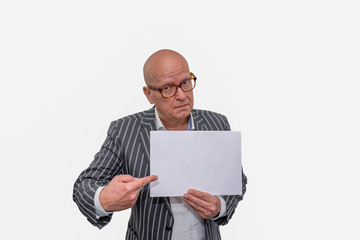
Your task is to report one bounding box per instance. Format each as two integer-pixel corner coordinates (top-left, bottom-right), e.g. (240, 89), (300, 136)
(174, 108), (192, 119)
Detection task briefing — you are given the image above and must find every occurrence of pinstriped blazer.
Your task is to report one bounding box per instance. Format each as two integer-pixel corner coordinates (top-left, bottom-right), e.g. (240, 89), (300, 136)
(73, 107), (247, 240)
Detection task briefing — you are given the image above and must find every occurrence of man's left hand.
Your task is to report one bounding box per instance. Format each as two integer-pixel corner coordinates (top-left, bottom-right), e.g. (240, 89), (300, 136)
(183, 189), (221, 219)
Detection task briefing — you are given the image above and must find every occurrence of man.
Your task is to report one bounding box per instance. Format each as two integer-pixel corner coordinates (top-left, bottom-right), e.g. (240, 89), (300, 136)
(73, 49), (247, 240)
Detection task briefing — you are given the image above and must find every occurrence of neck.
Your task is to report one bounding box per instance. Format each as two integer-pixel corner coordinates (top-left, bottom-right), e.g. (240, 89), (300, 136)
(161, 116), (189, 131)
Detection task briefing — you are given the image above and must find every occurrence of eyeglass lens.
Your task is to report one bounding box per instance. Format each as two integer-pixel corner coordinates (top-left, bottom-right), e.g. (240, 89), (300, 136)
(162, 79), (195, 97)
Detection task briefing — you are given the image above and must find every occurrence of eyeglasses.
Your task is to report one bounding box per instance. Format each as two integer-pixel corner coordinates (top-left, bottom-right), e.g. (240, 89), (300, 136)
(147, 72), (197, 98)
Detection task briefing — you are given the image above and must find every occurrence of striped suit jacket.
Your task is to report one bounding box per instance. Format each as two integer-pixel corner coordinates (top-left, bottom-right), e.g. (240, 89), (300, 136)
(73, 107), (247, 240)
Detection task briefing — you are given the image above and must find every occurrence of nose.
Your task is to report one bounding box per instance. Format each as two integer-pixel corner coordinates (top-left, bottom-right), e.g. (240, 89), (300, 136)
(175, 86), (186, 100)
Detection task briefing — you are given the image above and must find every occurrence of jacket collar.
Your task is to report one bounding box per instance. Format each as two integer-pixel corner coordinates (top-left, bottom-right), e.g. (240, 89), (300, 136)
(138, 108), (210, 176)
(191, 109), (209, 131)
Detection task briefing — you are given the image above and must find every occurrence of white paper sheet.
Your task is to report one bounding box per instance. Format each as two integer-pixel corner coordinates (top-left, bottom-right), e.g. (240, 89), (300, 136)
(149, 131), (242, 197)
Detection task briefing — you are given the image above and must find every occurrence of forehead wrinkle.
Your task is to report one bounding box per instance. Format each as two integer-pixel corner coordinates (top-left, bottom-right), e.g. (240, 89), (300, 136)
(154, 70), (190, 88)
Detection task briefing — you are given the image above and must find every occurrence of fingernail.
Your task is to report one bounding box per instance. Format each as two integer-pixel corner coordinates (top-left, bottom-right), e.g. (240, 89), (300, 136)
(188, 190), (192, 194)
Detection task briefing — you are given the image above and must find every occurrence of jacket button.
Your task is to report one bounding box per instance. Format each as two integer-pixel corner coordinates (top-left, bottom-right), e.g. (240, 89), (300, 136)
(165, 226), (172, 231)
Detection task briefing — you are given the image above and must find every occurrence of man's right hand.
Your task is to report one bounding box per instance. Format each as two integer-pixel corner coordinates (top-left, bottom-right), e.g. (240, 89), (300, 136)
(99, 175), (158, 212)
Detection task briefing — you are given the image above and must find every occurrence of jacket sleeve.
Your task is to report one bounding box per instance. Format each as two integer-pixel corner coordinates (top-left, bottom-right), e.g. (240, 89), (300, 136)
(214, 171), (247, 225)
(72, 121), (123, 229)
(214, 113), (248, 226)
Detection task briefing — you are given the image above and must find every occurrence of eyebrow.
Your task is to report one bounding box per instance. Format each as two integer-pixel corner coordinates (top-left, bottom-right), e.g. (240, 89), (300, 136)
(158, 76), (190, 88)
(168, 78), (188, 85)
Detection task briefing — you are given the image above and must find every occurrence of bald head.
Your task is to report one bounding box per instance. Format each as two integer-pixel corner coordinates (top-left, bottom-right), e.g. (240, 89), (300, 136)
(143, 49), (189, 85)
(142, 49), (194, 130)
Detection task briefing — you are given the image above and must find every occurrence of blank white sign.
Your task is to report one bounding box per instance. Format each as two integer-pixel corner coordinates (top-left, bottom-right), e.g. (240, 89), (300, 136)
(149, 131), (242, 197)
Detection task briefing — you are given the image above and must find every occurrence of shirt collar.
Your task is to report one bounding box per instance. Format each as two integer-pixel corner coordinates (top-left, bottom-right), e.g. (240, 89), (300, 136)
(154, 107), (195, 131)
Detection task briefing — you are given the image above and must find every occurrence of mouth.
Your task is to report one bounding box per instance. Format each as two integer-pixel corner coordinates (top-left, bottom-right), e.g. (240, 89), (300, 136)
(174, 104), (188, 109)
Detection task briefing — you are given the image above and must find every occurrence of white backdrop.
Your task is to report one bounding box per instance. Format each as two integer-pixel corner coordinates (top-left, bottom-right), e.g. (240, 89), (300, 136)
(1, 1), (359, 239)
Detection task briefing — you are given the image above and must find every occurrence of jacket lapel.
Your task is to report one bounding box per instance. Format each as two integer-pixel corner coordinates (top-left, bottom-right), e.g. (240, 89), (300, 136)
(192, 109), (209, 131)
(139, 108), (156, 163)
(139, 107), (173, 216)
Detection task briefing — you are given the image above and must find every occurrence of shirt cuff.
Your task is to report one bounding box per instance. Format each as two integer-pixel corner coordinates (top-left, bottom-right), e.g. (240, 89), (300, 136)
(211, 196), (226, 220)
(94, 186), (113, 219)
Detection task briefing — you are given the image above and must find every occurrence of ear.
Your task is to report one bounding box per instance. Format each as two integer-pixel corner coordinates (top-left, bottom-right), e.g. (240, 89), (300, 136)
(143, 86), (154, 104)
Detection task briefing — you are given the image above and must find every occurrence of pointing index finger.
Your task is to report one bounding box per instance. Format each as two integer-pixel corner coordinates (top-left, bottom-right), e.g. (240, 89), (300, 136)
(130, 175), (158, 190)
